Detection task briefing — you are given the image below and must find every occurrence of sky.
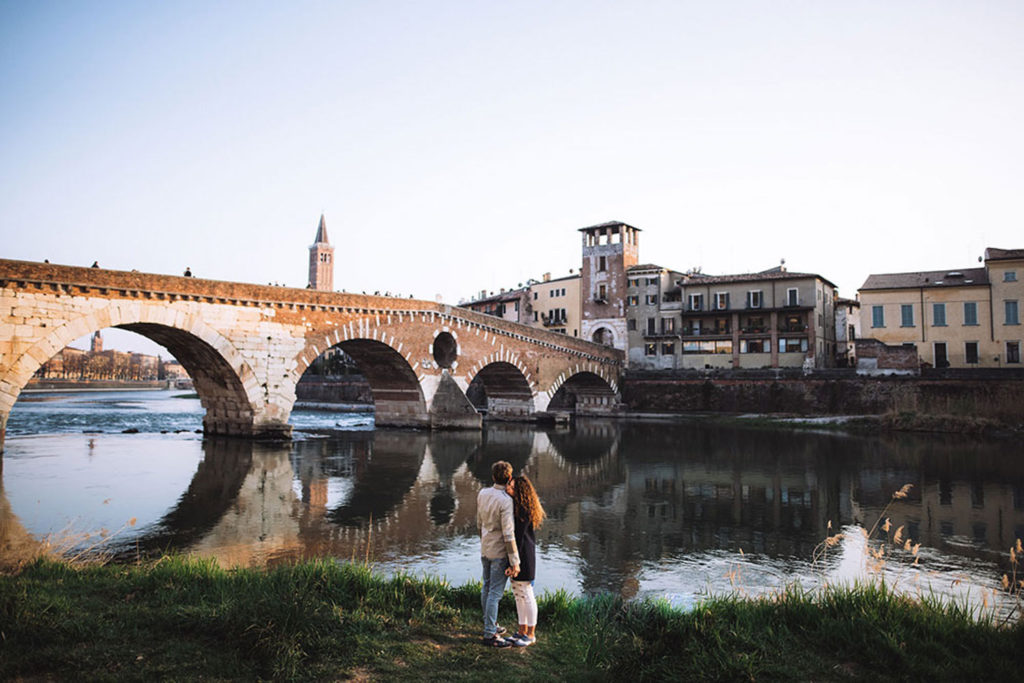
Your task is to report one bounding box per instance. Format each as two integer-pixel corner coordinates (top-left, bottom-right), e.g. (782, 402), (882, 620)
(2, 1), (1022, 355)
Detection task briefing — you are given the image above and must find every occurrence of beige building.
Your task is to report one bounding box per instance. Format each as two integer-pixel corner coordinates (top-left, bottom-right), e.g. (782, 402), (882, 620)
(627, 266), (838, 370)
(858, 248), (1022, 369)
(527, 273), (581, 338)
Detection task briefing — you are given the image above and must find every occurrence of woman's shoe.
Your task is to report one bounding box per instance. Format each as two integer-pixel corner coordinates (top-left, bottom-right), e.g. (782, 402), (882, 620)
(511, 633), (536, 647)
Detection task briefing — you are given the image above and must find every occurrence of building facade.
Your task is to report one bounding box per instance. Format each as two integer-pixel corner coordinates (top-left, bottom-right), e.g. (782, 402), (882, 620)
(527, 272), (581, 338)
(857, 248), (1022, 369)
(627, 266), (838, 370)
(835, 297), (861, 367)
(579, 221), (640, 351)
(308, 214), (335, 291)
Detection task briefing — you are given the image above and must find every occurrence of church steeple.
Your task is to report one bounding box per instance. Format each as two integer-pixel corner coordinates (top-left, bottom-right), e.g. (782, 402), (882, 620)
(308, 214), (335, 291)
(314, 213), (329, 244)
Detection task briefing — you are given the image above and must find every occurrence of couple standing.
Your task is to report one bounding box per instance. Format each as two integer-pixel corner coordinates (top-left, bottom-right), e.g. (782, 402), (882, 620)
(477, 460), (545, 648)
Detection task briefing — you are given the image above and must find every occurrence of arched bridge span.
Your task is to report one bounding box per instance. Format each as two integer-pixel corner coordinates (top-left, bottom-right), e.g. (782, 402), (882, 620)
(0, 259), (623, 450)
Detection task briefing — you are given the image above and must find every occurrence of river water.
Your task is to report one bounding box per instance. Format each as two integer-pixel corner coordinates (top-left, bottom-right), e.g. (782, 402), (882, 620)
(3, 389), (1022, 617)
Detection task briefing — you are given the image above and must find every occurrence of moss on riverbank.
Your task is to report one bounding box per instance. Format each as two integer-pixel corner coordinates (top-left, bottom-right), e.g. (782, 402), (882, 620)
(1, 557), (1021, 681)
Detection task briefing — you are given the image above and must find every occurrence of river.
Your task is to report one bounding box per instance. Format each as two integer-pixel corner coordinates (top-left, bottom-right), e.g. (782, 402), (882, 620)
(3, 389), (1022, 617)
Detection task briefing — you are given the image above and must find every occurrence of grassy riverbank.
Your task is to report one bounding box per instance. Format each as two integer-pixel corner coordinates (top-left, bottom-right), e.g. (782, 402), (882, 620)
(1, 557), (1021, 681)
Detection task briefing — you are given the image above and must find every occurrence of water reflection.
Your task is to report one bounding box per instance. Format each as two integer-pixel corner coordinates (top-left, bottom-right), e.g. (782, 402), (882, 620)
(2, 416), (1022, 617)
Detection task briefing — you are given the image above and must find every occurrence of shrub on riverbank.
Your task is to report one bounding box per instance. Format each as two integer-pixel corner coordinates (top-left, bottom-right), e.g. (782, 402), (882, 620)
(1, 557), (1021, 681)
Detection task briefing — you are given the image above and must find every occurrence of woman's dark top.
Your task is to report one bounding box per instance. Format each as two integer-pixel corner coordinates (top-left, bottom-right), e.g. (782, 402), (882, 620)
(513, 508), (536, 582)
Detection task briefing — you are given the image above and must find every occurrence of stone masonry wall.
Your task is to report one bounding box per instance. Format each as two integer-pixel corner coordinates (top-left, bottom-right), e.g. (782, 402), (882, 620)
(623, 372), (1024, 425)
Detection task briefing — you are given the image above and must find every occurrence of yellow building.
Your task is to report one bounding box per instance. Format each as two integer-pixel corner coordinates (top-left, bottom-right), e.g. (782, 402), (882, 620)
(527, 273), (581, 338)
(858, 248), (1022, 368)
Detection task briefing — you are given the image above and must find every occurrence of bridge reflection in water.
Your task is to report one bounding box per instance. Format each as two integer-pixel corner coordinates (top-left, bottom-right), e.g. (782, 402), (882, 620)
(2, 422), (1022, 605)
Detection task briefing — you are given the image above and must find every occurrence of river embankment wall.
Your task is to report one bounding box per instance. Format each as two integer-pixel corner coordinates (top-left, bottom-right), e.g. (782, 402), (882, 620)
(622, 368), (1024, 426)
(294, 375), (373, 407)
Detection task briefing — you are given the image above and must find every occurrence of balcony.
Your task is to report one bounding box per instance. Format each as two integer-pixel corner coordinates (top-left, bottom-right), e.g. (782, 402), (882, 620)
(682, 327), (730, 338)
(541, 315), (567, 327)
(779, 324), (808, 333)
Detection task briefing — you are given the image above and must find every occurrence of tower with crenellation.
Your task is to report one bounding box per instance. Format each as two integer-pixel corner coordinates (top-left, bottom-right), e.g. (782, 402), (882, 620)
(308, 214), (335, 291)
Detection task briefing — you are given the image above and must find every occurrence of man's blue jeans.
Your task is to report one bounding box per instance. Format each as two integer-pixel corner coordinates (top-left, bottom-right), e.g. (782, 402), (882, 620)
(481, 556), (509, 637)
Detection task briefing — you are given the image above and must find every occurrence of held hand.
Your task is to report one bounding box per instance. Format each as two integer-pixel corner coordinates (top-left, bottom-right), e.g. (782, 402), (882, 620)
(510, 564), (520, 578)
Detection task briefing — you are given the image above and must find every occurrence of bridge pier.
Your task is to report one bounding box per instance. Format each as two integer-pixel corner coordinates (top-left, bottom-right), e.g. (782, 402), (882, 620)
(424, 373), (482, 430)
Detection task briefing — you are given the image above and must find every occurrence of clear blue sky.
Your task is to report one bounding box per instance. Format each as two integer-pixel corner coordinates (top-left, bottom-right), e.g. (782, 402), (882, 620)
(2, 1), (1022, 355)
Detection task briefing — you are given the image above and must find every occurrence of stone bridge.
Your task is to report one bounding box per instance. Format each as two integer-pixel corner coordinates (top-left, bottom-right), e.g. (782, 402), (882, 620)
(0, 260), (623, 450)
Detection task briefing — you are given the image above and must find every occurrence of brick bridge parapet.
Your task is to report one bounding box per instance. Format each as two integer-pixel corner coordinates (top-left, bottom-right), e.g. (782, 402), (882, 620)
(0, 260), (623, 451)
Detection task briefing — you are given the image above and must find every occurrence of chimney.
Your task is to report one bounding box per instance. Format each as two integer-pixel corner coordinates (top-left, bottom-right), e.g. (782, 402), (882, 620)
(543, 272), (551, 282)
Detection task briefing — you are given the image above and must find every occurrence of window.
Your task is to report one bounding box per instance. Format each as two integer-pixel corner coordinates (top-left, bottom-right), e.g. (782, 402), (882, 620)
(628, 278), (639, 287)
(901, 304), (914, 327)
(741, 339), (767, 353)
(598, 256), (607, 272)
(714, 317), (730, 335)
(647, 318), (656, 335)
(966, 341), (979, 364)
(747, 290), (762, 309)
(646, 294), (658, 305)
(627, 318), (637, 331)
(715, 292), (729, 310)
(533, 292), (538, 300)
(932, 303), (946, 327)
(661, 342), (675, 355)
(715, 340), (733, 354)
(1008, 341), (1021, 364)
(647, 277), (658, 286)
(779, 338), (808, 353)
(1006, 271), (1018, 282)
(848, 324), (856, 341)
(1006, 300), (1020, 325)
(787, 288), (799, 306)
(964, 302), (978, 326)
(644, 343), (656, 356)
(689, 294), (704, 311)
(872, 305), (885, 328)
(597, 284), (607, 301)
(533, 312), (538, 322)
(661, 318), (676, 333)
(627, 295), (639, 306)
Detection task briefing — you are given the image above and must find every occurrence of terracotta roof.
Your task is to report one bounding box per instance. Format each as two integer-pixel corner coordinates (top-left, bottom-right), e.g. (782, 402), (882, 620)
(859, 267), (988, 291)
(985, 247), (1024, 262)
(627, 264), (669, 272)
(578, 220), (641, 232)
(463, 289), (527, 305)
(677, 269), (836, 288)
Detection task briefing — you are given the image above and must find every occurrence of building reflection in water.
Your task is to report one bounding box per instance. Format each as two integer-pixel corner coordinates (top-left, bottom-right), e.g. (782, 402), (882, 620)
(2, 420), (1022, 605)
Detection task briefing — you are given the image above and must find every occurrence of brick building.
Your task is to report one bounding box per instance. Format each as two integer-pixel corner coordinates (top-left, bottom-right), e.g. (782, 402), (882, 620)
(579, 221), (640, 351)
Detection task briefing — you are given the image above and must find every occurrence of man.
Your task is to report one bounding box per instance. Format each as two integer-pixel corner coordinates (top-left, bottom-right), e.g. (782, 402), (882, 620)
(477, 460), (520, 647)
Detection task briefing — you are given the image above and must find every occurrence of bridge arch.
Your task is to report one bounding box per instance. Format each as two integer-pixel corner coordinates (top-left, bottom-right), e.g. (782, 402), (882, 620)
(466, 361), (534, 420)
(294, 334), (429, 428)
(547, 368), (620, 417)
(1, 308), (272, 438)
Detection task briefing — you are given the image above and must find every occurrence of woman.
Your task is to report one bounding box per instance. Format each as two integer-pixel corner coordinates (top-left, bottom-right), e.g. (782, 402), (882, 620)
(507, 474), (545, 646)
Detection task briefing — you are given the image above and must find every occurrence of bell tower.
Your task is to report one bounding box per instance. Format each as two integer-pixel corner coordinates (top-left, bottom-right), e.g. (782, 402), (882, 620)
(308, 214), (334, 291)
(579, 220), (640, 351)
